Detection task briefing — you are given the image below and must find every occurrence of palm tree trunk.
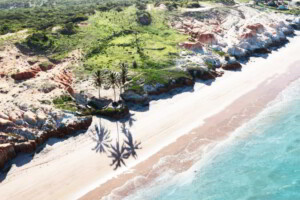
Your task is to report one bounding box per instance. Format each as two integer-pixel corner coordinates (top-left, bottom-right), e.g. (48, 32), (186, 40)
(113, 87), (116, 102)
(98, 87), (101, 99)
(119, 85), (122, 101)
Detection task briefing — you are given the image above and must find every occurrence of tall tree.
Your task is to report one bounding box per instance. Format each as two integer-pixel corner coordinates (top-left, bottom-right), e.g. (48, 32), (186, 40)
(119, 63), (128, 97)
(108, 71), (118, 102)
(94, 70), (104, 99)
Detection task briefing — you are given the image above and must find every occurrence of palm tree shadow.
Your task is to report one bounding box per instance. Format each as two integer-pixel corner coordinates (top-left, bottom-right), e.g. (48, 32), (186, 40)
(108, 140), (127, 170)
(90, 119), (112, 154)
(119, 113), (136, 127)
(121, 123), (141, 159)
(90, 119), (141, 171)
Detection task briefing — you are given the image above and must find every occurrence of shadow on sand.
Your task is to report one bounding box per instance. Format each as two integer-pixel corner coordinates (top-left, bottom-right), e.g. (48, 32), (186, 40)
(90, 119), (141, 170)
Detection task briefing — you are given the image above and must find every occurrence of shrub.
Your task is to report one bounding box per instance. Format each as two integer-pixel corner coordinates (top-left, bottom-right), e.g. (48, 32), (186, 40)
(186, 2), (201, 8)
(0, 24), (11, 35)
(60, 22), (77, 35)
(53, 95), (73, 105)
(26, 32), (53, 51)
(136, 2), (147, 10)
(115, 7), (123, 12)
(136, 11), (152, 25)
(133, 60), (138, 68)
(71, 14), (88, 23)
(97, 6), (110, 11)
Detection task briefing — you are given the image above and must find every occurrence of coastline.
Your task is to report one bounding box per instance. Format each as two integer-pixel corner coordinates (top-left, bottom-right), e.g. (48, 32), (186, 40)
(80, 61), (300, 200)
(1, 33), (300, 200)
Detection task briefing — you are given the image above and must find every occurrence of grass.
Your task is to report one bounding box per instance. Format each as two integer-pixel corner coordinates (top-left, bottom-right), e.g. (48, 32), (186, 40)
(82, 6), (187, 70)
(128, 68), (192, 93)
(212, 49), (227, 57)
(73, 6), (190, 92)
(53, 95), (78, 112)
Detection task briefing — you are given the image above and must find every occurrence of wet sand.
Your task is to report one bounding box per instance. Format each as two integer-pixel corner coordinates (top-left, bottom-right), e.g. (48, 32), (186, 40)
(80, 61), (300, 200)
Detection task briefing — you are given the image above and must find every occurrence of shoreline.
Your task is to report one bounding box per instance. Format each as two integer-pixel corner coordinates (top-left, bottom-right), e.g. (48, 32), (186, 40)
(0, 33), (300, 200)
(80, 61), (300, 200)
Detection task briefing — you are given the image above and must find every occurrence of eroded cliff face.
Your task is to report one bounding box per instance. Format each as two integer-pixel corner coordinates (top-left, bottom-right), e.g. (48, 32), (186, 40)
(0, 116), (92, 169)
(1, 4), (300, 169)
(174, 5), (300, 65)
(0, 45), (94, 169)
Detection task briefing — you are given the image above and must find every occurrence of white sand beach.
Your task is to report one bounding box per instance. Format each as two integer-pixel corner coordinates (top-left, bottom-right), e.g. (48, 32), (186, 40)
(1, 33), (300, 200)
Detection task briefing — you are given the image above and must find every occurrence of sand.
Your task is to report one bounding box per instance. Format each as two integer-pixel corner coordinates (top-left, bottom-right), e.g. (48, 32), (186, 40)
(1, 33), (300, 200)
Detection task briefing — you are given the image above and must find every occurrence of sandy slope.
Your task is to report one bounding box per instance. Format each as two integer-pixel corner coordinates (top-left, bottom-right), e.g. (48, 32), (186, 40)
(1, 33), (300, 200)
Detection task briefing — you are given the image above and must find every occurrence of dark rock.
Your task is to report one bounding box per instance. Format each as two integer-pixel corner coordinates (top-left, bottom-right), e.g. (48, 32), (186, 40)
(268, 1), (277, 7)
(137, 11), (152, 26)
(87, 97), (112, 109)
(187, 67), (223, 80)
(148, 77), (195, 95)
(0, 143), (16, 169)
(253, 48), (271, 54)
(222, 61), (242, 70)
(14, 140), (37, 154)
(121, 90), (150, 105)
(11, 67), (40, 81)
(27, 60), (38, 66)
(186, 2), (201, 8)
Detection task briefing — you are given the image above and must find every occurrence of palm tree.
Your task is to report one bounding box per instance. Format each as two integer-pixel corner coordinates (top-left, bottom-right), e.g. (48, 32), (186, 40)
(93, 70), (104, 99)
(119, 63), (128, 97)
(108, 71), (118, 102)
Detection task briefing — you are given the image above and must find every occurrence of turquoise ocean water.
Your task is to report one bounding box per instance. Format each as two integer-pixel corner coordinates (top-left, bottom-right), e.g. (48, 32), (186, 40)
(124, 78), (300, 200)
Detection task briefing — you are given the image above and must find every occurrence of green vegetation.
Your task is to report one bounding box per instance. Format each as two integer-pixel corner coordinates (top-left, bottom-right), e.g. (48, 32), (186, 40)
(256, 2), (300, 15)
(60, 23), (78, 35)
(53, 95), (77, 112)
(128, 69), (192, 93)
(25, 32), (54, 52)
(212, 49), (227, 57)
(83, 6), (187, 69)
(81, 106), (129, 119)
(0, 6), (92, 35)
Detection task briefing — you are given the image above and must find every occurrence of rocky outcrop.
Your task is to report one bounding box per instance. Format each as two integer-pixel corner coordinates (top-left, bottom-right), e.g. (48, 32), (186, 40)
(37, 116), (92, 145)
(11, 67), (40, 81)
(82, 106), (130, 120)
(180, 42), (203, 50)
(0, 143), (16, 169)
(0, 118), (14, 128)
(196, 33), (217, 45)
(187, 67), (223, 80)
(14, 140), (37, 154)
(121, 90), (150, 105)
(253, 48), (271, 54)
(222, 61), (242, 70)
(53, 69), (74, 96)
(291, 18), (300, 30)
(246, 23), (264, 33)
(147, 77), (195, 95)
(24, 111), (37, 126)
(0, 116), (92, 169)
(87, 97), (112, 109)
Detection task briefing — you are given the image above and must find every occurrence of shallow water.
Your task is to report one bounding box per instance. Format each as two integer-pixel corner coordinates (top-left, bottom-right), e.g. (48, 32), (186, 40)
(124, 78), (300, 200)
